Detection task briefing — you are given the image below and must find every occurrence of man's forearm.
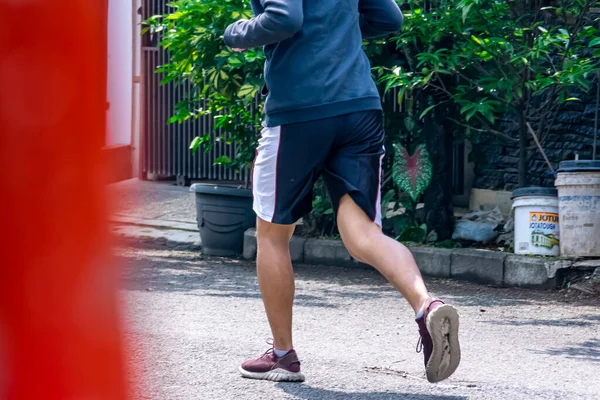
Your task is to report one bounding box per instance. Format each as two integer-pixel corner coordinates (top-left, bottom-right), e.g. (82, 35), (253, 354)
(224, 0), (303, 49)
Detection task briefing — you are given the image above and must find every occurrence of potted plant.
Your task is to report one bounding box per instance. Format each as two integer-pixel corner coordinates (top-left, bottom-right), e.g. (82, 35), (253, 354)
(145, 0), (265, 255)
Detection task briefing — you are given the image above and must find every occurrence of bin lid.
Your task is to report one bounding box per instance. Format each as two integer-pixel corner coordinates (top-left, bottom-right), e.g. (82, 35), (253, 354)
(190, 183), (252, 198)
(511, 186), (557, 199)
(558, 160), (600, 172)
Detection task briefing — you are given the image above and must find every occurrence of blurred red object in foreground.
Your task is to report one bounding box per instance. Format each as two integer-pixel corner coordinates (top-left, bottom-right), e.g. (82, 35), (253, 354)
(0, 1), (129, 399)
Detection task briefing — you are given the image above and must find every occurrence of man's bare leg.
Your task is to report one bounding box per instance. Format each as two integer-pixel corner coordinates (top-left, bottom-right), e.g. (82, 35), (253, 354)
(336, 194), (461, 383)
(239, 216), (304, 381)
(255, 217), (296, 351)
(336, 194), (429, 313)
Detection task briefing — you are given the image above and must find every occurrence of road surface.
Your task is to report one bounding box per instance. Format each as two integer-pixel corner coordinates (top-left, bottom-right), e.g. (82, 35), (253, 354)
(120, 243), (599, 400)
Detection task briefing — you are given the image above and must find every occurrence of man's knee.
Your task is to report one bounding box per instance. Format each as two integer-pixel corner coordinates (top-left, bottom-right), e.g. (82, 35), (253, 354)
(257, 233), (289, 252)
(256, 218), (294, 250)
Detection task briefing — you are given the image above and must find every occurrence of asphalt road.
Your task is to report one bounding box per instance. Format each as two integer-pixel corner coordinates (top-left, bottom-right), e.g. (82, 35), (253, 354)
(119, 243), (600, 400)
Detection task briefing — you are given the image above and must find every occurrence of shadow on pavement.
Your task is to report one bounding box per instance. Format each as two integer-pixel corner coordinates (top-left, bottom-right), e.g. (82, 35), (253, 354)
(120, 244), (396, 309)
(536, 337), (600, 364)
(118, 242), (599, 309)
(275, 383), (468, 400)
(484, 314), (600, 327)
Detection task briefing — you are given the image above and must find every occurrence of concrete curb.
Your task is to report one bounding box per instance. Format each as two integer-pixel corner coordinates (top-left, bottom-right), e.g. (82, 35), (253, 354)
(243, 229), (572, 289)
(243, 228), (305, 263)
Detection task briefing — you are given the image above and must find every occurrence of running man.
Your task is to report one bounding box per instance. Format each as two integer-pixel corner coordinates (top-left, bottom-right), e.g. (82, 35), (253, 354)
(224, 0), (461, 383)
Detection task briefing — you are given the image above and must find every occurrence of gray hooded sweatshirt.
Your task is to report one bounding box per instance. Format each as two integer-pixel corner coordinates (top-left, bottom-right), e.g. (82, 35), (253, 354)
(224, 0), (403, 127)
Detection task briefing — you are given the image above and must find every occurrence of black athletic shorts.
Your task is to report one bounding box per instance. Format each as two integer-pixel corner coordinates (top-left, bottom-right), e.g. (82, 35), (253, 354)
(252, 109), (385, 226)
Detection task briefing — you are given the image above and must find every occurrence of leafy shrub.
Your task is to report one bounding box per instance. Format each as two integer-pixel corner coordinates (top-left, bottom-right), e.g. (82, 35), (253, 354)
(379, 0), (600, 186)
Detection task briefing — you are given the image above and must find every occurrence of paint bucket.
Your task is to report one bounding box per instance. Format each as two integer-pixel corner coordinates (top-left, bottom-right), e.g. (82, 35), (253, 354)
(512, 187), (560, 256)
(555, 160), (600, 257)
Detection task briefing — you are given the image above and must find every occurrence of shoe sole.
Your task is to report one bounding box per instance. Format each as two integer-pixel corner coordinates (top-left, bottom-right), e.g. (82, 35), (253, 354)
(425, 304), (461, 383)
(239, 366), (305, 382)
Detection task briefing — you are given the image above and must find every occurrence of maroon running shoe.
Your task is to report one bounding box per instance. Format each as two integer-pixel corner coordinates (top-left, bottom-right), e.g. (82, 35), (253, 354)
(415, 298), (461, 383)
(239, 348), (305, 382)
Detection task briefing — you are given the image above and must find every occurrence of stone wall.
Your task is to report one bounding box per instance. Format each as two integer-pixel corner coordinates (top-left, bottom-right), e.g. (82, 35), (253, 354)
(473, 92), (598, 191)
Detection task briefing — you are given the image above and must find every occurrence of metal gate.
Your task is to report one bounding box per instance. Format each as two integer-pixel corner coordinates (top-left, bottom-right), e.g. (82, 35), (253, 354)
(141, 0), (249, 185)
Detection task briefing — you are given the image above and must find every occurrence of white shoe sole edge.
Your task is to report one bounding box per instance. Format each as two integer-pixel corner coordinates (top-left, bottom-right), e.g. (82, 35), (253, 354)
(239, 366), (305, 382)
(425, 304), (461, 383)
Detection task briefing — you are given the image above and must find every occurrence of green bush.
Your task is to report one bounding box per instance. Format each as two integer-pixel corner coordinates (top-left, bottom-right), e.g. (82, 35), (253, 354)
(378, 0), (600, 187)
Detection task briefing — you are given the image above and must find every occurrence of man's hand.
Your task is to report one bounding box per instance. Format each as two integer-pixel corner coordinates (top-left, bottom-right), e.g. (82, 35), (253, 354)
(232, 48), (245, 52)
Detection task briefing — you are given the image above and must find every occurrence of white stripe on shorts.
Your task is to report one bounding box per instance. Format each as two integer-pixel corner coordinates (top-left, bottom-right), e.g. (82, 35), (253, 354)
(252, 125), (281, 222)
(374, 147), (385, 227)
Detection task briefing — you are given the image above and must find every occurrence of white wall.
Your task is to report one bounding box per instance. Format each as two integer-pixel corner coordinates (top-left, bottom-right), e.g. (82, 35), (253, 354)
(131, 0), (142, 176)
(106, 0), (133, 146)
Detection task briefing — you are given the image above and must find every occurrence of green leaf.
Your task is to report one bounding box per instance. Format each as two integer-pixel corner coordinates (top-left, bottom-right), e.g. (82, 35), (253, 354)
(516, 86), (523, 98)
(227, 56), (243, 68)
(398, 226), (427, 244)
(166, 11), (184, 20)
(465, 109), (477, 121)
(189, 137), (202, 153)
(419, 104), (439, 119)
(214, 155), (232, 165)
(471, 35), (483, 46)
(462, 3), (473, 23)
(589, 37), (600, 47)
(392, 144), (433, 203)
(237, 83), (258, 99)
(423, 71), (434, 84)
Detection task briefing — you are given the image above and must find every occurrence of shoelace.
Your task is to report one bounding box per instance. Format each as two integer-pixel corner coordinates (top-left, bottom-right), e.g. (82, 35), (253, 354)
(260, 348), (275, 359)
(259, 338), (275, 359)
(416, 336), (423, 353)
(415, 298), (445, 354)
